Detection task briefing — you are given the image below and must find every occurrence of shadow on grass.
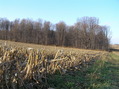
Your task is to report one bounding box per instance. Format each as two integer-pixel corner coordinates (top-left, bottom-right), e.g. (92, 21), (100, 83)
(47, 53), (119, 89)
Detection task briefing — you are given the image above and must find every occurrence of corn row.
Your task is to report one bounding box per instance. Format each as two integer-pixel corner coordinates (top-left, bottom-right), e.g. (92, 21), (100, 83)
(0, 45), (108, 89)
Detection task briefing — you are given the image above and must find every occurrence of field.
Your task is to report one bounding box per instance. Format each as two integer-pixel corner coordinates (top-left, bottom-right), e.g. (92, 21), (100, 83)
(0, 40), (119, 89)
(111, 44), (119, 49)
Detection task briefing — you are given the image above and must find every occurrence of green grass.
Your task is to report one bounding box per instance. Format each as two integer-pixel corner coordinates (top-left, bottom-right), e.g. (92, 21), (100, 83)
(47, 53), (119, 89)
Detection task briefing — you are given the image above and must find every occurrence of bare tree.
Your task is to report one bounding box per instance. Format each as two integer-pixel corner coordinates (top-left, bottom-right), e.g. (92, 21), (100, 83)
(0, 17), (110, 50)
(56, 22), (66, 46)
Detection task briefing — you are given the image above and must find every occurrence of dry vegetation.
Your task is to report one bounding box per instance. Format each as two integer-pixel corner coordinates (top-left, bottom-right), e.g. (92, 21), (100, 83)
(0, 40), (108, 89)
(110, 44), (119, 49)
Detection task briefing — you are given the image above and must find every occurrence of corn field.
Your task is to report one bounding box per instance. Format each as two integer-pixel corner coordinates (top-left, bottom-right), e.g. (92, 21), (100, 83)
(0, 41), (108, 89)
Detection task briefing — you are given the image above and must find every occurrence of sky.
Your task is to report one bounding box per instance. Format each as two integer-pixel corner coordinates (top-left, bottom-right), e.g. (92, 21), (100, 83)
(0, 0), (119, 44)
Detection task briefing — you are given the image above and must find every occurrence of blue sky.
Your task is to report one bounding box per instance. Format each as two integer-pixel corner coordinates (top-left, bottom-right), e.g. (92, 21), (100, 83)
(0, 0), (119, 44)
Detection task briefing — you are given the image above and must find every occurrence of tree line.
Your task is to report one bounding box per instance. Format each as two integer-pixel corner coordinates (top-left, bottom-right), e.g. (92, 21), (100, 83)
(0, 17), (110, 50)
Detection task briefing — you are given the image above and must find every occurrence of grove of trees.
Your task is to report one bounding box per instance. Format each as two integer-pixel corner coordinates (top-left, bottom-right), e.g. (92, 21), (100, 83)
(0, 17), (110, 50)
